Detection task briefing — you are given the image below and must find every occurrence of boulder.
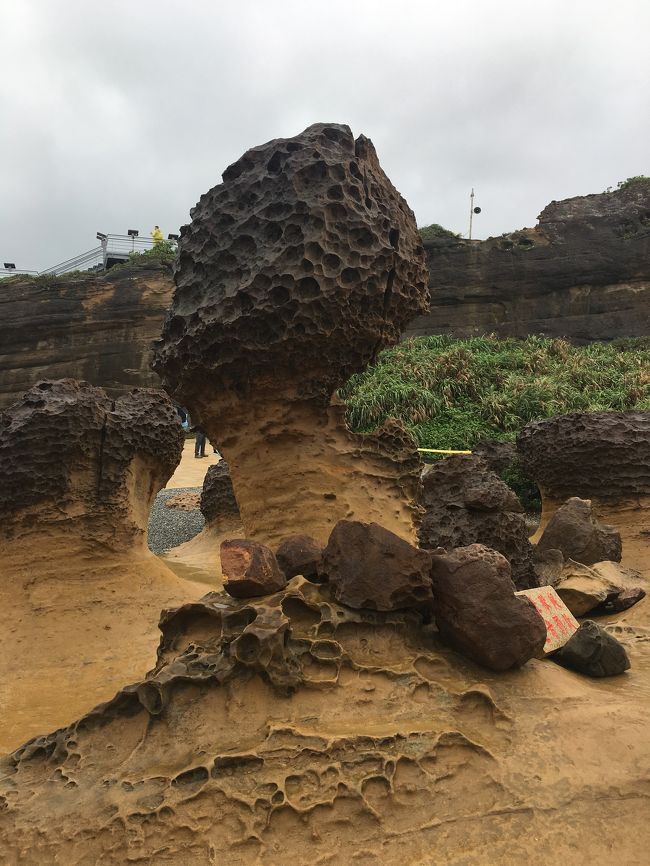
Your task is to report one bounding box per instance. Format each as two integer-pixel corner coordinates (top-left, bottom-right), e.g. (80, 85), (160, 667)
(200, 461), (240, 530)
(152, 123), (429, 547)
(536, 497), (622, 566)
(429, 544), (547, 671)
(554, 558), (647, 616)
(551, 621), (631, 677)
(221, 539), (287, 598)
(418, 454), (539, 589)
(596, 587), (646, 614)
(319, 520), (433, 611)
(275, 534), (323, 581)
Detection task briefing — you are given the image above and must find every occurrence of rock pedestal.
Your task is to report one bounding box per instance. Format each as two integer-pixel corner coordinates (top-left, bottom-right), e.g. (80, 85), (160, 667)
(153, 123), (429, 547)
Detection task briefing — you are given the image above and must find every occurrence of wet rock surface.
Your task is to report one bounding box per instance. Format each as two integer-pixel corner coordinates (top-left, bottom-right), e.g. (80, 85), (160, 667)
(152, 123), (428, 546)
(320, 519), (433, 610)
(537, 497), (622, 565)
(405, 184), (650, 341)
(221, 539), (287, 598)
(418, 454), (539, 589)
(430, 544), (547, 671)
(552, 620), (631, 677)
(275, 533), (323, 581)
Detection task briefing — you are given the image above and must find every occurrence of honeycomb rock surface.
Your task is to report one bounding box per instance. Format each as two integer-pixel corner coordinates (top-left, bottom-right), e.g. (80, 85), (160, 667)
(275, 534), (323, 581)
(319, 520), (433, 611)
(430, 544), (547, 671)
(518, 411), (650, 503)
(200, 461), (240, 527)
(221, 539), (287, 598)
(537, 497), (622, 566)
(0, 378), (183, 547)
(418, 454), (539, 589)
(151, 124), (428, 546)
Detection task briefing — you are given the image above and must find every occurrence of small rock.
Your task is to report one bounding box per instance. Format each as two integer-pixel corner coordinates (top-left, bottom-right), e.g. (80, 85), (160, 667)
(221, 539), (287, 598)
(319, 520), (433, 611)
(537, 497), (621, 566)
(429, 544), (547, 672)
(275, 534), (323, 581)
(533, 547), (564, 586)
(554, 559), (613, 616)
(595, 587), (646, 614)
(551, 620), (630, 677)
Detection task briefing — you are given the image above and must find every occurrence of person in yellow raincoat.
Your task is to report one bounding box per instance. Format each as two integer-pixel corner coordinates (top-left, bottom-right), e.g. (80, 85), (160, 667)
(151, 225), (164, 245)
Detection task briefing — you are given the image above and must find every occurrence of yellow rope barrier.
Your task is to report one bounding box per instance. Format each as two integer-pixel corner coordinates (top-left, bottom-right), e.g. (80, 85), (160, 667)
(417, 448), (472, 455)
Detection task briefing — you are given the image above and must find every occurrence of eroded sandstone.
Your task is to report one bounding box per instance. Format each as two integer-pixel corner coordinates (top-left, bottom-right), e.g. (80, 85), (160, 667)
(153, 123), (428, 546)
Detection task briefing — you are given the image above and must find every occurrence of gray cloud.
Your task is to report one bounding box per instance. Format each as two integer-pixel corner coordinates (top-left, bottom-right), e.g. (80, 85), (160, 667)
(1, 0), (648, 270)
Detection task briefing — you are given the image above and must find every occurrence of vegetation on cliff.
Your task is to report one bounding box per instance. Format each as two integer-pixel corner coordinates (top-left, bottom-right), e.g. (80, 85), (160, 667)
(341, 335), (650, 450)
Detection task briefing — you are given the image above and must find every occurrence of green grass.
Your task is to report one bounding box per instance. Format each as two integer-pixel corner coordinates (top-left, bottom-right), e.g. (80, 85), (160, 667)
(418, 223), (459, 242)
(340, 335), (650, 451)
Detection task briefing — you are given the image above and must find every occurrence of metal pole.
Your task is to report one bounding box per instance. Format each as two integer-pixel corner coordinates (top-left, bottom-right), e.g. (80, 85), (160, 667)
(469, 188), (475, 240)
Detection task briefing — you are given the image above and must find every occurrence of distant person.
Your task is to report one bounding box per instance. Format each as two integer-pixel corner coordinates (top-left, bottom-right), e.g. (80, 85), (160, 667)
(151, 225), (164, 246)
(194, 427), (207, 458)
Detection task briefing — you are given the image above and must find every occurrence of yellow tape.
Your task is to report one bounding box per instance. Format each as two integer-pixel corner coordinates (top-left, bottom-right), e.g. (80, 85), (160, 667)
(417, 448), (472, 454)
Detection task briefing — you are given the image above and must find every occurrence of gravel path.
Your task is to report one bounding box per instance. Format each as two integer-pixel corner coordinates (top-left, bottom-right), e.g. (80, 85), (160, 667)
(148, 487), (204, 554)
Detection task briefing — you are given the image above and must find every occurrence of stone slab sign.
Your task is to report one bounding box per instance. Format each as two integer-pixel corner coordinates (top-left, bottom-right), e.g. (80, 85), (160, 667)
(516, 586), (579, 654)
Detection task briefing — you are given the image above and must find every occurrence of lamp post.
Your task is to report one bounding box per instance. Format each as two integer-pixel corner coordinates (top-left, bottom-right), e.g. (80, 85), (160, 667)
(468, 189), (481, 240)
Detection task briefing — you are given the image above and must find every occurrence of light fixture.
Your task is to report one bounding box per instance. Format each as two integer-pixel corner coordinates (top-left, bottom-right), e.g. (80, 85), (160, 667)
(96, 231), (107, 241)
(127, 229), (139, 237)
(3, 263), (16, 269)
(167, 233), (179, 241)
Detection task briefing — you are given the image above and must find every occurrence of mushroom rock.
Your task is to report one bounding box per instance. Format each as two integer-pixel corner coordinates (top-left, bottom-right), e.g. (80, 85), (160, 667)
(518, 411), (650, 573)
(536, 497), (622, 566)
(152, 123), (429, 547)
(0, 379), (205, 753)
(429, 544), (547, 671)
(418, 454), (539, 589)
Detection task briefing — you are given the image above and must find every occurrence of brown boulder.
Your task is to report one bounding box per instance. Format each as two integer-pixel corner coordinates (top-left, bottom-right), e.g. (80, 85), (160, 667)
(429, 544), (547, 671)
(418, 454), (539, 589)
(537, 497), (622, 565)
(275, 534), (323, 581)
(319, 520), (433, 611)
(552, 620), (631, 677)
(221, 539), (287, 598)
(200, 460), (240, 529)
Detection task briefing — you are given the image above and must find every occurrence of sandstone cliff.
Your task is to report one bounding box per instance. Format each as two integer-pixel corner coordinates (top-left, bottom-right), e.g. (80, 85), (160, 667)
(0, 260), (173, 409)
(405, 183), (650, 341)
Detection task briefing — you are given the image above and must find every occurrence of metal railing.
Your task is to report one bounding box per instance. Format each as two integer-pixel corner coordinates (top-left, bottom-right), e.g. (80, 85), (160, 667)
(1, 232), (177, 279)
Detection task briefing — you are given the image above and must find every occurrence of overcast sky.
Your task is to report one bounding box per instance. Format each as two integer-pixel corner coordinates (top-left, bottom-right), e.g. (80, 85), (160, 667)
(1, 0), (648, 270)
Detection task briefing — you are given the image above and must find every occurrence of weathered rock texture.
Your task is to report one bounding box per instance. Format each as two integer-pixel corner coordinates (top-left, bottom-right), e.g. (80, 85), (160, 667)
(221, 539), (287, 598)
(405, 183), (650, 341)
(0, 379), (204, 752)
(275, 534), (323, 581)
(319, 520), (433, 611)
(200, 461), (240, 531)
(430, 544), (547, 671)
(0, 261), (173, 409)
(418, 454), (539, 589)
(518, 411), (650, 573)
(153, 123), (428, 546)
(537, 497), (622, 566)
(5, 575), (649, 864)
(552, 620), (631, 677)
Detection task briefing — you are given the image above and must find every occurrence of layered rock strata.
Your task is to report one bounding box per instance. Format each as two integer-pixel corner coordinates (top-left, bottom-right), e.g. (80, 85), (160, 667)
(518, 411), (650, 572)
(405, 183), (650, 341)
(4, 575), (648, 864)
(153, 123), (429, 546)
(0, 260), (173, 409)
(418, 454), (539, 589)
(0, 379), (204, 752)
